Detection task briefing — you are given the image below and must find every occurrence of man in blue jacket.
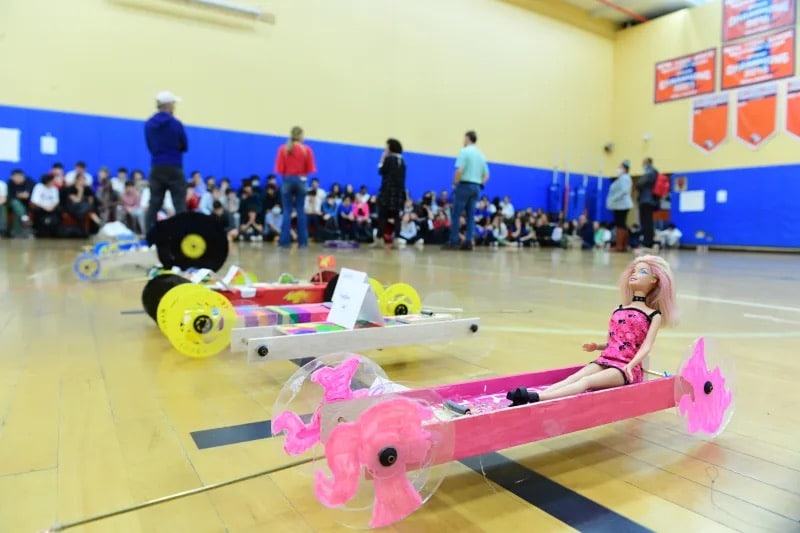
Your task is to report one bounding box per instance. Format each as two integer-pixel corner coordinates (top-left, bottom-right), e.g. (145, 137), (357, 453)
(144, 91), (188, 233)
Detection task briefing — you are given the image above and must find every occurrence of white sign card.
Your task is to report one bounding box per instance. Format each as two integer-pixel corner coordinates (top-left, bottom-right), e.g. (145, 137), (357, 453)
(189, 268), (214, 284)
(679, 190), (706, 213)
(327, 268), (384, 330)
(40, 134), (58, 155)
(0, 128), (21, 163)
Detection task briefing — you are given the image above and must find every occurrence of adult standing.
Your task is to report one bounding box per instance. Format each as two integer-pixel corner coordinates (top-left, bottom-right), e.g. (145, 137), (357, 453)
(144, 91), (188, 234)
(376, 138), (406, 245)
(606, 160), (633, 252)
(274, 126), (316, 248)
(443, 130), (489, 251)
(636, 157), (659, 252)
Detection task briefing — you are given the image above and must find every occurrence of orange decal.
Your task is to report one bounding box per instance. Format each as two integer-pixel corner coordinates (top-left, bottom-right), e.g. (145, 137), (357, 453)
(284, 290), (312, 304)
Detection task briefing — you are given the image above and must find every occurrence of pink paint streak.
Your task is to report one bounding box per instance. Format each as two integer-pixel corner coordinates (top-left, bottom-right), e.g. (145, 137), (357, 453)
(273, 356), (368, 455)
(315, 397), (433, 528)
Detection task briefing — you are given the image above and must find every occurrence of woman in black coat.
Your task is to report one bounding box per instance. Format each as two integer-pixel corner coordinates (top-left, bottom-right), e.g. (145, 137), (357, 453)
(377, 138), (407, 245)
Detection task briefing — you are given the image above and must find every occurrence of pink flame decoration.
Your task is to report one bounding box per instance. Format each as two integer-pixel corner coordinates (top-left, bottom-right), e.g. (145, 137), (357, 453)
(273, 357), (369, 455)
(677, 337), (733, 434)
(314, 397), (434, 528)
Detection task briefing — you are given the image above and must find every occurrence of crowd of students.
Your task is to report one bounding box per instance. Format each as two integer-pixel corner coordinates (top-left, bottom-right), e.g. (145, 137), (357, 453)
(0, 162), (680, 251)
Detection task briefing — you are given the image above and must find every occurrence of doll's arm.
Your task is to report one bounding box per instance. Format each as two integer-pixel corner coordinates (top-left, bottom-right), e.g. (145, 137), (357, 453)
(585, 335), (610, 352)
(628, 315), (663, 367)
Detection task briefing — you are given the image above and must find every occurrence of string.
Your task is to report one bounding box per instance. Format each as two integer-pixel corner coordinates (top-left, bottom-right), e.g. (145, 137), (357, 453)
(40, 456), (314, 532)
(705, 466), (788, 533)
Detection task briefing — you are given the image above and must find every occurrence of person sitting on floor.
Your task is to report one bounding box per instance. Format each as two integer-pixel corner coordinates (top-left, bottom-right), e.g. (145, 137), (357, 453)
(30, 173), (61, 237)
(237, 208), (263, 242)
(264, 205), (282, 242)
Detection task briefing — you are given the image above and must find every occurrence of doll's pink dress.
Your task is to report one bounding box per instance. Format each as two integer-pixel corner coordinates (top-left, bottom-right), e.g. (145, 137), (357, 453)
(593, 305), (661, 384)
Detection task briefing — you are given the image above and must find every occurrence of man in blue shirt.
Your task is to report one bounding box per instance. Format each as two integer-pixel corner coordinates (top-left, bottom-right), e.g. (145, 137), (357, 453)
(144, 91), (188, 233)
(443, 130), (489, 250)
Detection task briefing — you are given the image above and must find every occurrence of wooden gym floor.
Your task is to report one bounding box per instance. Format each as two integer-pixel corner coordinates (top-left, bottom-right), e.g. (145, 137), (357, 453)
(0, 239), (798, 533)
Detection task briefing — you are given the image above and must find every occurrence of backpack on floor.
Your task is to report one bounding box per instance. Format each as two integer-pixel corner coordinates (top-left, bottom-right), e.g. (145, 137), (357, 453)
(653, 173), (670, 199)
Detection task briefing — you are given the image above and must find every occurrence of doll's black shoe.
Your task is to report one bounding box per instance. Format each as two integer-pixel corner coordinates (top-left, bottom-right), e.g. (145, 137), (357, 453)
(507, 387), (540, 406)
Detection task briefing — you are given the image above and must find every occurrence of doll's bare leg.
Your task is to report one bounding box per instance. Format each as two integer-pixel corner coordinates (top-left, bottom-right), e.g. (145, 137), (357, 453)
(508, 368), (625, 406)
(542, 363), (604, 393)
(538, 368), (625, 401)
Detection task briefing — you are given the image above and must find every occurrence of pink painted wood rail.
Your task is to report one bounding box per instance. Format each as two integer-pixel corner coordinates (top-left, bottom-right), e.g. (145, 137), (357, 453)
(391, 366), (677, 465)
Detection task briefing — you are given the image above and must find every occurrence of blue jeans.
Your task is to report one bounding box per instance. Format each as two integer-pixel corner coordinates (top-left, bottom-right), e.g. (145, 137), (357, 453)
(449, 182), (481, 245)
(280, 176), (308, 246)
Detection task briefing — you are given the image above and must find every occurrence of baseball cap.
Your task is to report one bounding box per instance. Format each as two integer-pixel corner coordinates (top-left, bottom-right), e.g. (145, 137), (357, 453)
(156, 91), (181, 104)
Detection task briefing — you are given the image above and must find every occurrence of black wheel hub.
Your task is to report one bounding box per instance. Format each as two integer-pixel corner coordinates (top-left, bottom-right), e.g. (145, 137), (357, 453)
(378, 447), (398, 467)
(193, 315), (213, 334)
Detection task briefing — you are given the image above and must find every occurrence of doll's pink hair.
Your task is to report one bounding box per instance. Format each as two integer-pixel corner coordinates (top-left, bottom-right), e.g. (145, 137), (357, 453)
(618, 254), (679, 327)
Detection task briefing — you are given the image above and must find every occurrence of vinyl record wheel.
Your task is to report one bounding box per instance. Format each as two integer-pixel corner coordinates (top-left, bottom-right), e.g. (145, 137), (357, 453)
(141, 273), (192, 323)
(146, 212), (229, 272)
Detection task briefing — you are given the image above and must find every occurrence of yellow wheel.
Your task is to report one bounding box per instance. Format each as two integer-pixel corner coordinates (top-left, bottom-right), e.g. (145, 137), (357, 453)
(180, 234), (207, 260)
(368, 277), (385, 300)
(163, 287), (236, 358)
(157, 283), (207, 335)
(379, 283), (422, 316)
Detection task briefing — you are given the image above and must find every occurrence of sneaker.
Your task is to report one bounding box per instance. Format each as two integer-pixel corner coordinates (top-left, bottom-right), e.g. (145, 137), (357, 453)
(459, 243), (473, 251)
(441, 243), (459, 250)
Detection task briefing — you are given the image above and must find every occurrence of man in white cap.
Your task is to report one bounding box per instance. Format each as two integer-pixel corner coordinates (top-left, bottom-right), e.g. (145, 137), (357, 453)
(144, 90), (188, 233)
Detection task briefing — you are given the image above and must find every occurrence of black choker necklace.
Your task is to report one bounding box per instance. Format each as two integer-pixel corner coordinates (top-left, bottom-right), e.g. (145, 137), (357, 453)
(632, 296), (647, 302)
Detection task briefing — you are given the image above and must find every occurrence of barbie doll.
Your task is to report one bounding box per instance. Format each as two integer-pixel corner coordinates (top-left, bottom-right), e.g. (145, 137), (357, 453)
(507, 255), (678, 406)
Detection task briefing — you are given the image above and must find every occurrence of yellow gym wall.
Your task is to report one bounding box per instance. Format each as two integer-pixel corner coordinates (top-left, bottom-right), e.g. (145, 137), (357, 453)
(0, 0), (614, 174)
(613, 0), (800, 173)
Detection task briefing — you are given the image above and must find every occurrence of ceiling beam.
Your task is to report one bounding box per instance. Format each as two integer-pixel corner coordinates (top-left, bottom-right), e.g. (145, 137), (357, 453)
(588, 0), (649, 23)
(500, 0), (619, 39)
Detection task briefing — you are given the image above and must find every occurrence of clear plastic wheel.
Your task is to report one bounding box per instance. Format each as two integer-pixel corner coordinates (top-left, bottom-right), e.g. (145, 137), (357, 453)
(674, 336), (736, 439)
(312, 387), (455, 529)
(271, 354), (391, 478)
(421, 290), (464, 318)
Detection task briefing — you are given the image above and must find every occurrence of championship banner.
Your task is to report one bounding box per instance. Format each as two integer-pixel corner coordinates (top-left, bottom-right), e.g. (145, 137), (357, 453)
(736, 82), (778, 148)
(654, 49), (716, 103)
(691, 93), (730, 153)
(785, 78), (800, 138)
(723, 0), (796, 42)
(722, 29), (795, 90)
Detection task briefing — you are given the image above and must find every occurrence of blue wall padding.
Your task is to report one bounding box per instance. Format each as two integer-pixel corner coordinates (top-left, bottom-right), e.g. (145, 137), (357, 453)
(0, 103), (610, 221)
(669, 165), (800, 248)
(14, 104), (799, 248)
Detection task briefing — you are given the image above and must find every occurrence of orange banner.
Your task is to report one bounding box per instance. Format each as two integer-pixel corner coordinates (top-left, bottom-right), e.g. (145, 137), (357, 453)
(691, 93), (730, 153)
(722, 29), (796, 89)
(785, 78), (800, 138)
(654, 49), (716, 103)
(723, 0), (796, 42)
(736, 82), (778, 148)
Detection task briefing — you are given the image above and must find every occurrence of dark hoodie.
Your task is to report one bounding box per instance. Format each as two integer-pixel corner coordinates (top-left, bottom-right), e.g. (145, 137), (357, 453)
(145, 111), (188, 167)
